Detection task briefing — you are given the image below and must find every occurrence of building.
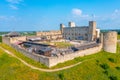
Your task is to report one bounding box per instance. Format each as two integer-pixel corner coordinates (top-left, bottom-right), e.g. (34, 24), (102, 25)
(60, 21), (100, 41)
(36, 30), (62, 40)
(2, 32), (27, 45)
(22, 42), (53, 57)
(5, 31), (21, 37)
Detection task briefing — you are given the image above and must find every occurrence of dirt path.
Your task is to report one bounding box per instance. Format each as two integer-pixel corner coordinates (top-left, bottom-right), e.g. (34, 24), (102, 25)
(0, 46), (84, 72)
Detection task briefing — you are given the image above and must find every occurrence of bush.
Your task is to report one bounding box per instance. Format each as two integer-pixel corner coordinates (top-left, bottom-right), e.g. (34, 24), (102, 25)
(58, 73), (65, 80)
(103, 70), (108, 75)
(108, 58), (116, 63)
(109, 75), (117, 80)
(96, 60), (99, 65)
(115, 67), (120, 70)
(100, 63), (109, 70)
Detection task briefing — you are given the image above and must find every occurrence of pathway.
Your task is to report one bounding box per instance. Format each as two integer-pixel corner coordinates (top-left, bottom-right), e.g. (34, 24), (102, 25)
(0, 46), (85, 72)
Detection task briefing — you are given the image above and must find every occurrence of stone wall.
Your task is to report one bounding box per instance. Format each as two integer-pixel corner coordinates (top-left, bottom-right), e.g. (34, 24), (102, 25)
(8, 43), (102, 67)
(2, 36), (26, 45)
(2, 36), (102, 67)
(48, 44), (102, 67)
(10, 44), (50, 67)
(10, 36), (26, 43)
(2, 37), (11, 45)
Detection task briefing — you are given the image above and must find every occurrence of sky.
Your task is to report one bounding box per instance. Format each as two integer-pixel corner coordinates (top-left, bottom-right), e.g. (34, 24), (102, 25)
(0, 0), (120, 31)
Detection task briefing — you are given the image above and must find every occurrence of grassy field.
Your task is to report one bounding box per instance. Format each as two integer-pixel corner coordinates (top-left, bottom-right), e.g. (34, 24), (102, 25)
(1, 46), (120, 80)
(0, 43), (48, 69)
(0, 42), (120, 79)
(0, 43), (101, 69)
(118, 35), (120, 40)
(0, 36), (2, 42)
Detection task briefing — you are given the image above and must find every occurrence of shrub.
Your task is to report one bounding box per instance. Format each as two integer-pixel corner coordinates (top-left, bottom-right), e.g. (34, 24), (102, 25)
(96, 60), (99, 65)
(108, 58), (116, 63)
(115, 67), (120, 70)
(103, 70), (108, 75)
(100, 63), (109, 70)
(109, 75), (117, 80)
(58, 73), (65, 80)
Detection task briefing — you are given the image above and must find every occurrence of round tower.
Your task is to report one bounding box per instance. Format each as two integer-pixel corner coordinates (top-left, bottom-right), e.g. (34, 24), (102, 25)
(103, 31), (117, 53)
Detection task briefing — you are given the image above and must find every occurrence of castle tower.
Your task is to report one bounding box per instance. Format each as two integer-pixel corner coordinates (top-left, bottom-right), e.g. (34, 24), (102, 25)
(60, 24), (65, 34)
(88, 21), (96, 41)
(103, 31), (117, 53)
(69, 22), (76, 27)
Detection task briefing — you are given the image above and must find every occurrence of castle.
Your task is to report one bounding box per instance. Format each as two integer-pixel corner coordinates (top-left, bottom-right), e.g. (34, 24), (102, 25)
(36, 21), (100, 41)
(2, 21), (118, 67)
(60, 21), (100, 41)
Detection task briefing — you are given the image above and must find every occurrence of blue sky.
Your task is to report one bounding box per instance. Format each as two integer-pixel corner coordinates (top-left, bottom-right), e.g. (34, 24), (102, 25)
(0, 0), (120, 31)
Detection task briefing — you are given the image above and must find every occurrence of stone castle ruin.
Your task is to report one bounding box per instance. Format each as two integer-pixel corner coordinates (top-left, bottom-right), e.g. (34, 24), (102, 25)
(2, 21), (118, 67)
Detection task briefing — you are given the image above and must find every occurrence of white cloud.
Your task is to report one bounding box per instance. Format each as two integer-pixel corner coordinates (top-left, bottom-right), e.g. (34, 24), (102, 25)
(72, 8), (82, 16)
(110, 9), (120, 20)
(6, 0), (23, 4)
(6, 0), (24, 10)
(0, 16), (17, 21)
(9, 4), (18, 10)
(71, 8), (90, 19)
(0, 16), (7, 20)
(114, 9), (120, 13)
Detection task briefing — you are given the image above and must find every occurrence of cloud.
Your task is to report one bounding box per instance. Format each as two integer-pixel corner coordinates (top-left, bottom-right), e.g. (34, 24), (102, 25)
(114, 9), (120, 13)
(108, 9), (120, 20)
(0, 15), (17, 21)
(0, 16), (8, 21)
(71, 8), (90, 19)
(113, 9), (120, 15)
(6, 0), (24, 10)
(72, 8), (82, 16)
(9, 4), (18, 10)
(94, 9), (120, 29)
(6, 0), (23, 4)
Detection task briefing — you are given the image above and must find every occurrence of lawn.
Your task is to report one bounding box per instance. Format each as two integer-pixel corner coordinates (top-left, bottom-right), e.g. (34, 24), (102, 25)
(118, 35), (120, 40)
(1, 47), (120, 80)
(0, 36), (2, 42)
(0, 43), (102, 69)
(0, 43), (120, 80)
(0, 43), (48, 69)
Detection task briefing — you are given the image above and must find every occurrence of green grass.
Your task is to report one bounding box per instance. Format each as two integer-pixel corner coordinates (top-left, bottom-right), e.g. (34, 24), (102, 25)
(118, 35), (120, 40)
(0, 43), (48, 69)
(0, 42), (120, 80)
(0, 36), (2, 42)
(0, 43), (104, 69)
(1, 43), (120, 69)
(1, 48), (120, 80)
